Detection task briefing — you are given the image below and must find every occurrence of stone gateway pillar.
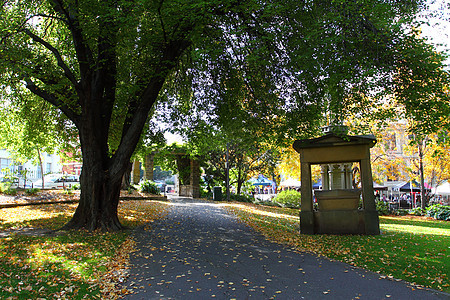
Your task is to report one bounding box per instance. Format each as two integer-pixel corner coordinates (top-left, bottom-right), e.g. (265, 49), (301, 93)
(176, 155), (201, 198)
(190, 159), (201, 198)
(131, 160), (141, 185)
(293, 127), (380, 235)
(144, 154), (154, 181)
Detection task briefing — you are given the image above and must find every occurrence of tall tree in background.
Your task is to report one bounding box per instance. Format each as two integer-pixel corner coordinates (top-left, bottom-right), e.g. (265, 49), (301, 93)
(403, 132), (450, 208)
(1, 0), (448, 231)
(0, 96), (78, 187)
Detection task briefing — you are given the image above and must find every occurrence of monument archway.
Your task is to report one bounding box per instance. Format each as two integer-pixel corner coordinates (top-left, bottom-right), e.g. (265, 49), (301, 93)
(130, 152), (200, 198)
(293, 127), (380, 235)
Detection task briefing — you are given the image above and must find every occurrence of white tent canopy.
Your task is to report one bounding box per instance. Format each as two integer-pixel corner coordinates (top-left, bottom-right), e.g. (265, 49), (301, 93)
(432, 181), (450, 196)
(279, 178), (301, 188)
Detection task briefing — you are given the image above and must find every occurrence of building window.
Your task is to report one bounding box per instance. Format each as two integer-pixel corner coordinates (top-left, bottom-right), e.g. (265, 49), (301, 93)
(0, 158), (11, 172)
(46, 163), (52, 174)
(387, 133), (396, 151)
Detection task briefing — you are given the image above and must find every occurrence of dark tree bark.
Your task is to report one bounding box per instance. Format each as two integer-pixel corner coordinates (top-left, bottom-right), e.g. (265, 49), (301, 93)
(61, 66), (183, 231)
(236, 166), (243, 195)
(121, 162), (132, 190)
(37, 148), (45, 189)
(61, 118), (125, 230)
(19, 0), (192, 231)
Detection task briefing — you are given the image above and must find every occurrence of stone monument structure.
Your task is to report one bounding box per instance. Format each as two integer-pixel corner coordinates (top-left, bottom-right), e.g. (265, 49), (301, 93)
(293, 126), (380, 235)
(131, 152), (200, 198)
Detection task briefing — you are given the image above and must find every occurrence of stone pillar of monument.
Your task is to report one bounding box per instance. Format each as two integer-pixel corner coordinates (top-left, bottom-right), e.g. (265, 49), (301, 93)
(326, 163), (353, 190)
(300, 159), (314, 234)
(131, 160), (141, 185)
(144, 154), (154, 181)
(343, 163), (353, 189)
(320, 165), (329, 190)
(190, 159), (200, 198)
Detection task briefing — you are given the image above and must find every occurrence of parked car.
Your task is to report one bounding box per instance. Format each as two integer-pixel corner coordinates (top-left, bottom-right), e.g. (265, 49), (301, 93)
(33, 174), (79, 189)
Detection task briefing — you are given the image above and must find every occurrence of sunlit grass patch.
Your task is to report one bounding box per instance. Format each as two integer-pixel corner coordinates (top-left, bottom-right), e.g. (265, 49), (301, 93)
(0, 203), (77, 230)
(225, 202), (450, 293)
(220, 202), (300, 219)
(0, 200), (169, 299)
(119, 200), (170, 228)
(381, 216), (450, 236)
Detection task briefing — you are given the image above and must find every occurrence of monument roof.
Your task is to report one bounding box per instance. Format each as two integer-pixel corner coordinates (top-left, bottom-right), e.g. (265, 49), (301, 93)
(293, 132), (376, 150)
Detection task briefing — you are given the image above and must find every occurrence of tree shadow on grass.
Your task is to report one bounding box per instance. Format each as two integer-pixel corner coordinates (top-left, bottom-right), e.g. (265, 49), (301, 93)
(0, 234), (107, 299)
(0, 220), (128, 299)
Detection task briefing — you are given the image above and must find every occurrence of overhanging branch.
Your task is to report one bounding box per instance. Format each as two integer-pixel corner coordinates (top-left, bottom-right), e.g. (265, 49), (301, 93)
(23, 28), (79, 89)
(25, 78), (80, 126)
(48, 0), (94, 83)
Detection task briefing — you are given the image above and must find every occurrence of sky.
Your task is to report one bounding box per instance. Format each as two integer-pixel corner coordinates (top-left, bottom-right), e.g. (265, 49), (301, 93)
(164, 132), (183, 144)
(419, 0), (450, 66)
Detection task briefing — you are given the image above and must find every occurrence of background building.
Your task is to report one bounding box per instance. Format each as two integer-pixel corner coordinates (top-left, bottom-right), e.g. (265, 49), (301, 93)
(0, 149), (62, 183)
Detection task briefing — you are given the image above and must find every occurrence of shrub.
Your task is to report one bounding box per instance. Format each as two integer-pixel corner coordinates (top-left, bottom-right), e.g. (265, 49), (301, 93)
(0, 183), (6, 193)
(138, 180), (160, 194)
(0, 182), (13, 193)
(230, 194), (253, 203)
(64, 187), (74, 195)
(376, 201), (390, 216)
(3, 188), (17, 196)
(25, 188), (40, 195)
(273, 190), (301, 208)
(0, 179), (16, 195)
(409, 207), (425, 216)
(426, 204), (450, 221)
(395, 209), (409, 216)
(200, 188), (212, 199)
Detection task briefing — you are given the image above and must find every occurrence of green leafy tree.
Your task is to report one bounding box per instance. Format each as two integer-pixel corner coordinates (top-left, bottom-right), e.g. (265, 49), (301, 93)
(1, 0), (448, 231)
(153, 166), (172, 182)
(200, 141), (279, 195)
(0, 96), (78, 188)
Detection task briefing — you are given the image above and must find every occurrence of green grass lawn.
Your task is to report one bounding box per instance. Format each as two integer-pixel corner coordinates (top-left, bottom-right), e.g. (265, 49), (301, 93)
(223, 202), (450, 293)
(1, 198), (448, 298)
(0, 200), (169, 300)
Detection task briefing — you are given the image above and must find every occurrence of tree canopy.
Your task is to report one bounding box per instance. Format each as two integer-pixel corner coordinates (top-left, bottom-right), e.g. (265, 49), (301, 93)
(1, 0), (449, 230)
(0, 94), (78, 173)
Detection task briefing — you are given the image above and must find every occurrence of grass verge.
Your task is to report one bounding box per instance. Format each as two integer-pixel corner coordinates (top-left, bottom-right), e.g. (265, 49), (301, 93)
(222, 202), (450, 293)
(0, 200), (169, 299)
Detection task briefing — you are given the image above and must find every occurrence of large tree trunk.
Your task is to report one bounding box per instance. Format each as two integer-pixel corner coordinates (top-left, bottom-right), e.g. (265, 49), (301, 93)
(237, 167), (243, 195)
(62, 166), (124, 231)
(16, 0), (192, 232)
(61, 123), (128, 231)
(37, 148), (45, 189)
(121, 162), (132, 190)
(419, 141), (427, 210)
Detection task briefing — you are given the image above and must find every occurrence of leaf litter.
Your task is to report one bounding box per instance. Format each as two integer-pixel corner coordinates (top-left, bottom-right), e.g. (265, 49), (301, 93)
(0, 195), (169, 299)
(223, 202), (450, 293)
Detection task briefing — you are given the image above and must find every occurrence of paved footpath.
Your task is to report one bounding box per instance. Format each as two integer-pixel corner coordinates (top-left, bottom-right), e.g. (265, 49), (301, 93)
(122, 197), (449, 300)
